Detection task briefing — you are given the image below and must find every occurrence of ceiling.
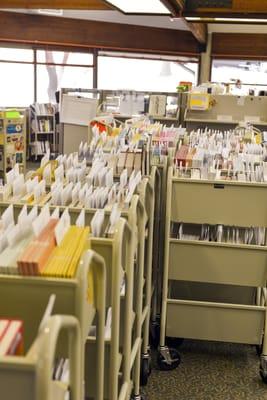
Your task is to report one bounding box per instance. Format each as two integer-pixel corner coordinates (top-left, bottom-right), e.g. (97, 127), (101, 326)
(1, 9), (188, 30)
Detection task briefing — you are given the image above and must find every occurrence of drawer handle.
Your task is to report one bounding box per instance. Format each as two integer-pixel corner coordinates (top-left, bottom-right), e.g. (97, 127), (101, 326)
(214, 184), (225, 189)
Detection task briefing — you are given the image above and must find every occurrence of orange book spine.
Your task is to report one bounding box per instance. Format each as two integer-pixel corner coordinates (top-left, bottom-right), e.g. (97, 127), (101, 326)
(17, 219), (58, 276)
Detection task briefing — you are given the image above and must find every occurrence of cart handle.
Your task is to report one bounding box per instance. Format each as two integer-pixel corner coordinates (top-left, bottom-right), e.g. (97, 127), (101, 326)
(36, 315), (81, 400)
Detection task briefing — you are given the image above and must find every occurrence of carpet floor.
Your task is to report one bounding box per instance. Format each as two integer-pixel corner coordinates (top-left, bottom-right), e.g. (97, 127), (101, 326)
(142, 340), (267, 400)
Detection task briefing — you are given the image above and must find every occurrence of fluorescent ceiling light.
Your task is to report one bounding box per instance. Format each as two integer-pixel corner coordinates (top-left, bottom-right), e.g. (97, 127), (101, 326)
(105, 0), (171, 14)
(38, 9), (63, 16)
(186, 16), (267, 22)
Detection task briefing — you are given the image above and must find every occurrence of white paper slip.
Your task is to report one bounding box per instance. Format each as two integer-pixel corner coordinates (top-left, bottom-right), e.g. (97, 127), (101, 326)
(76, 209), (85, 228)
(55, 209), (71, 245)
(91, 209), (105, 237)
(1, 204), (14, 230)
(32, 204), (50, 237)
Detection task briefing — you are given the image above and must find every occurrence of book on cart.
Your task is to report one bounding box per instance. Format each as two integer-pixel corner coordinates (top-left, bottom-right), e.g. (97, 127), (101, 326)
(0, 319), (24, 356)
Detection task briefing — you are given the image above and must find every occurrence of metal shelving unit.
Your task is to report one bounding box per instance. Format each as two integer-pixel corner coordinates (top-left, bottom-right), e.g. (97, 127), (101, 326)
(159, 166), (267, 382)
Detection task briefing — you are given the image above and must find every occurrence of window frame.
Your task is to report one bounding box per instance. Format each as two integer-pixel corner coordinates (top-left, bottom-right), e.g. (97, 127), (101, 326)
(0, 43), (96, 103)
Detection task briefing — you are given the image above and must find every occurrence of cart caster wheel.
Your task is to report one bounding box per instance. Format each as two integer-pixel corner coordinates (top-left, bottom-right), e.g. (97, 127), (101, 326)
(131, 395), (146, 400)
(260, 355), (267, 383)
(260, 370), (267, 384)
(157, 346), (180, 371)
(166, 337), (184, 348)
(150, 321), (160, 348)
(140, 356), (152, 386)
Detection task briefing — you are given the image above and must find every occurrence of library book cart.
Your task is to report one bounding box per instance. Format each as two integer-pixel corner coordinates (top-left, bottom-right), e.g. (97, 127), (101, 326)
(0, 193), (145, 400)
(0, 244), (106, 400)
(159, 166), (267, 382)
(76, 194), (147, 400)
(0, 314), (81, 400)
(149, 152), (176, 346)
(58, 189), (147, 400)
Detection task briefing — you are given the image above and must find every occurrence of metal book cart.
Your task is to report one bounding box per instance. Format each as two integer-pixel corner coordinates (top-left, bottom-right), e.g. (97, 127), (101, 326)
(82, 213), (134, 400)
(0, 201), (135, 400)
(0, 160), (157, 399)
(159, 166), (267, 382)
(1, 192), (146, 400)
(0, 248), (106, 400)
(149, 153), (176, 346)
(64, 194), (145, 400)
(137, 166), (159, 386)
(0, 314), (81, 400)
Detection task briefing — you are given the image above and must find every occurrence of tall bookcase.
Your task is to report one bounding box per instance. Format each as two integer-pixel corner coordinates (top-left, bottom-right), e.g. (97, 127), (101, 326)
(29, 103), (56, 159)
(0, 108), (26, 178)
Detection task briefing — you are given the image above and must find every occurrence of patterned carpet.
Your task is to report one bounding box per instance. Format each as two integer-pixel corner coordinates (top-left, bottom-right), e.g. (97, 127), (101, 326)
(142, 340), (267, 400)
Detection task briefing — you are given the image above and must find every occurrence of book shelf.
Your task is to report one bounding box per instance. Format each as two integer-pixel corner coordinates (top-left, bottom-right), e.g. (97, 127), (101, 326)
(0, 109), (26, 179)
(159, 166), (267, 381)
(29, 103), (56, 159)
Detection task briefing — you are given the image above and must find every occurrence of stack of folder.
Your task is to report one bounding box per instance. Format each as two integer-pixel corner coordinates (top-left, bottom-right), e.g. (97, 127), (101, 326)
(42, 226), (89, 278)
(17, 219), (58, 275)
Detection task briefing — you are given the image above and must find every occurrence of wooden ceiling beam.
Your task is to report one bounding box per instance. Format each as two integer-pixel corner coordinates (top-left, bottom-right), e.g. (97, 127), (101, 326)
(162, 0), (207, 46)
(0, 11), (200, 56)
(185, 21), (207, 45)
(0, 0), (111, 9)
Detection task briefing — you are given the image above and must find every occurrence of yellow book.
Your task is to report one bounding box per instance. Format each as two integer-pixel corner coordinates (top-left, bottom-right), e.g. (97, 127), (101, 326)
(42, 226), (89, 279)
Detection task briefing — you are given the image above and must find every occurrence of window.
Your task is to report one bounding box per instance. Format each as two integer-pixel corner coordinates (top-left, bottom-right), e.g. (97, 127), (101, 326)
(211, 59), (267, 95)
(0, 47), (34, 106)
(36, 50), (94, 103)
(37, 50), (93, 65)
(0, 47), (33, 62)
(98, 55), (198, 92)
(0, 47), (94, 106)
(37, 65), (93, 103)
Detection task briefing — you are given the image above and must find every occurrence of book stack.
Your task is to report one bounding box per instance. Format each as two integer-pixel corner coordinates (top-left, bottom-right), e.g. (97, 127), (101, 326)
(18, 219), (58, 275)
(0, 319), (24, 356)
(42, 226), (89, 278)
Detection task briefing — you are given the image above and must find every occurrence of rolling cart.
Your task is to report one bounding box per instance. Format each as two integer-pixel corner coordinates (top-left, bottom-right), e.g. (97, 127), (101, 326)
(0, 194), (145, 400)
(0, 246), (106, 400)
(159, 166), (267, 381)
(0, 314), (81, 400)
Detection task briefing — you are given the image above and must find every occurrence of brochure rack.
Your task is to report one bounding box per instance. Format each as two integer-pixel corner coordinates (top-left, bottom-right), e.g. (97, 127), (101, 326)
(159, 166), (267, 382)
(0, 314), (81, 400)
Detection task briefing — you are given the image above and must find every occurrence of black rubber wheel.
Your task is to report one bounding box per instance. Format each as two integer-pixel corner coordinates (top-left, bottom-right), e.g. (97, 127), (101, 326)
(166, 337), (184, 348)
(140, 357), (151, 386)
(131, 395), (146, 400)
(260, 369), (267, 384)
(157, 348), (181, 371)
